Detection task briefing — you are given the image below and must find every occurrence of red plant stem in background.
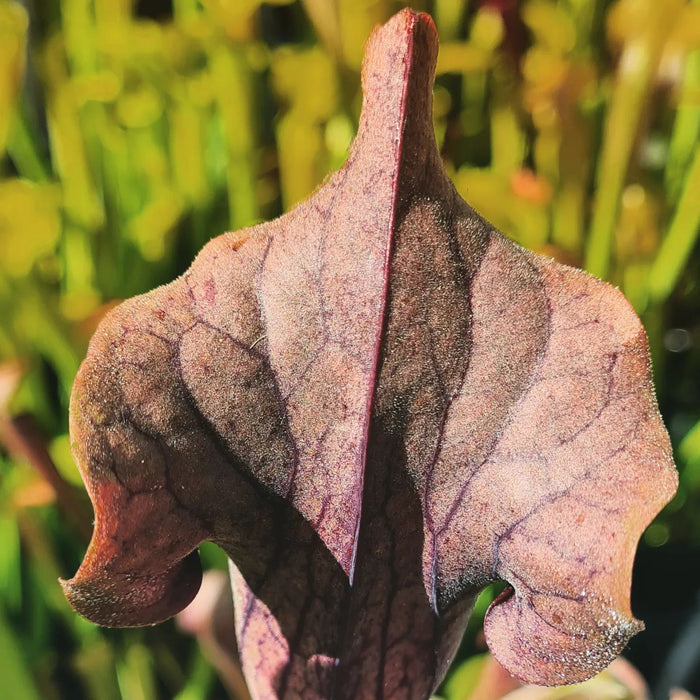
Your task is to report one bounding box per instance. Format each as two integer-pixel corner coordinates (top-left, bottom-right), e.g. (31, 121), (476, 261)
(0, 414), (93, 542)
(477, 0), (527, 67)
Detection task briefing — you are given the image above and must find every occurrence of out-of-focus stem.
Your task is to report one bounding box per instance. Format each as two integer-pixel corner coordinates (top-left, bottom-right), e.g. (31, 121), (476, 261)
(73, 639), (121, 700)
(584, 0), (683, 279)
(173, 653), (216, 700)
(46, 88), (103, 230)
(7, 108), (49, 182)
(665, 48), (700, 200)
(648, 146), (700, 302)
(18, 283), (81, 392)
(211, 46), (259, 228)
(0, 605), (42, 700)
(434, 0), (466, 40)
(117, 644), (157, 700)
(567, 0), (597, 51)
(301, 0), (342, 58)
(553, 182), (584, 254)
(60, 0), (96, 74)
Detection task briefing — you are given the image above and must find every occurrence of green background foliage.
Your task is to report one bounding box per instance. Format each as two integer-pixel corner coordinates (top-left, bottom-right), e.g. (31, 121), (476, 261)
(0, 0), (698, 697)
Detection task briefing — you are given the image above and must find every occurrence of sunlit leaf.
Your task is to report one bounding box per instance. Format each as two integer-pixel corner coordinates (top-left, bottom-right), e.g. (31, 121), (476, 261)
(63, 11), (676, 698)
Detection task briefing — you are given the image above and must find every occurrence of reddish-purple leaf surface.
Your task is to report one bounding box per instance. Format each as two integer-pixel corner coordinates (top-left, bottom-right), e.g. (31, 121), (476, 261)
(62, 9), (678, 699)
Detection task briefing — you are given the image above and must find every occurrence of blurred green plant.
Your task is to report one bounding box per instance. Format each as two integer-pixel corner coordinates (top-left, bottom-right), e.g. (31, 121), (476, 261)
(0, 0), (698, 698)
